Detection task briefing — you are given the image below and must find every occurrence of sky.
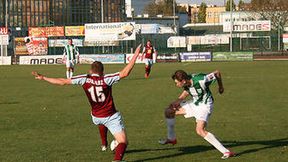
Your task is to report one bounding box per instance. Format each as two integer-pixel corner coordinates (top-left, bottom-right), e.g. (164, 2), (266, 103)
(132, 0), (251, 15)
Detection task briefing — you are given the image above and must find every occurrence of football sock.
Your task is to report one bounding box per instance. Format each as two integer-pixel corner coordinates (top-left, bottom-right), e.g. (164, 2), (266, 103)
(98, 125), (108, 146)
(70, 72), (73, 78)
(145, 66), (149, 74)
(204, 132), (229, 154)
(66, 71), (70, 78)
(114, 143), (127, 160)
(166, 118), (176, 140)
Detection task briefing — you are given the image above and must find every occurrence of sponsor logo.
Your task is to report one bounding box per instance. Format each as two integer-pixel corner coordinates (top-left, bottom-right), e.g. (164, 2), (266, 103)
(233, 23), (270, 31)
(30, 58), (63, 64)
(0, 27), (8, 35)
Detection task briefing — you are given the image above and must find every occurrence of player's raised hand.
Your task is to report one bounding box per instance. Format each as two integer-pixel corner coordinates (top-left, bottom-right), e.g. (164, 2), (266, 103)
(32, 71), (44, 80)
(134, 44), (142, 54)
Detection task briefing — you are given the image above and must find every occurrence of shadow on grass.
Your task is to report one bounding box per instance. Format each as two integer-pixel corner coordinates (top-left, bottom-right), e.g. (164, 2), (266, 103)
(0, 101), (20, 105)
(127, 138), (288, 162)
(127, 145), (213, 162)
(224, 137), (288, 156)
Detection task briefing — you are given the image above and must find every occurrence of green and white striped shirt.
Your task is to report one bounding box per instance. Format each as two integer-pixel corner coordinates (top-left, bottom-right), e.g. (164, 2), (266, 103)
(184, 73), (216, 105)
(63, 44), (79, 61)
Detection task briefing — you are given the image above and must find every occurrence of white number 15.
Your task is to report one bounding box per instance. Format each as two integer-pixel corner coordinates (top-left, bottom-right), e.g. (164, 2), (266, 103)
(88, 86), (106, 103)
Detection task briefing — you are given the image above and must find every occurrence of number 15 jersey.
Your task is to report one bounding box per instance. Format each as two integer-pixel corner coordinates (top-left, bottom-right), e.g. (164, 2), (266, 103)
(71, 73), (120, 118)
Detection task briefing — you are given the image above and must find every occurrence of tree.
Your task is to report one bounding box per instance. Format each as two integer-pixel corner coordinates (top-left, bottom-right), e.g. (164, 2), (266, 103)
(238, 0), (245, 11)
(250, 0), (288, 30)
(198, 2), (207, 23)
(143, 2), (159, 17)
(177, 6), (187, 13)
(225, 0), (236, 11)
(143, 0), (177, 16)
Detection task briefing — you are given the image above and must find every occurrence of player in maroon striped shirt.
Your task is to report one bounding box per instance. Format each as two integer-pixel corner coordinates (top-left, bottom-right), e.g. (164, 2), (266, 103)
(32, 44), (142, 162)
(142, 40), (157, 78)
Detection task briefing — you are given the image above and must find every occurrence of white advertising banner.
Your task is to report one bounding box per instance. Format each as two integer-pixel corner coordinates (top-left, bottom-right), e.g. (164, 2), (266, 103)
(19, 54), (126, 65)
(223, 20), (271, 32)
(85, 22), (136, 41)
(167, 36), (186, 48)
(159, 25), (176, 34)
(84, 41), (119, 47)
(19, 55), (63, 65)
(187, 34), (230, 45)
(49, 39), (83, 47)
(138, 24), (160, 34)
(125, 53), (156, 64)
(283, 34), (288, 43)
(0, 35), (9, 45)
(0, 56), (11, 65)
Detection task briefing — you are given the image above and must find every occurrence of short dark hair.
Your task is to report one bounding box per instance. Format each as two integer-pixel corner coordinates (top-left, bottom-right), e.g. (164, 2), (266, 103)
(172, 70), (189, 81)
(91, 61), (104, 75)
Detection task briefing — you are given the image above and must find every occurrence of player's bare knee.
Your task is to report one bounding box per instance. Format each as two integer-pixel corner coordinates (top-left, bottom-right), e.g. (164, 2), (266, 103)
(195, 127), (206, 137)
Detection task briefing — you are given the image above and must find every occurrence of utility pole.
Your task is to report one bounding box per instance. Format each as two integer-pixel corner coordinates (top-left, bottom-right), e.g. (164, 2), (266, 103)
(1, 0), (8, 59)
(173, 0), (177, 52)
(278, 25), (281, 51)
(101, 0), (105, 53)
(229, 0), (233, 52)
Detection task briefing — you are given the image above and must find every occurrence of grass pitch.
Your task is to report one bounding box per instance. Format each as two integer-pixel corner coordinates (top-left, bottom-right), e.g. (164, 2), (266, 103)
(0, 61), (287, 162)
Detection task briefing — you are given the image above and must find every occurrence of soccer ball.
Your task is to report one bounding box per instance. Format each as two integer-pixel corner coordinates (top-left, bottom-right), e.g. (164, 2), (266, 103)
(110, 140), (119, 151)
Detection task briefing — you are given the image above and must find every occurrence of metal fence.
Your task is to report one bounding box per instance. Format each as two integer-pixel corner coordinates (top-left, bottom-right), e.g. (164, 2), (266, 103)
(4, 26), (287, 57)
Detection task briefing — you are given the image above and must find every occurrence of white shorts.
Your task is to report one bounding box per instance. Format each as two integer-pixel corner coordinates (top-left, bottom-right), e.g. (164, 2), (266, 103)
(91, 112), (125, 135)
(145, 59), (153, 66)
(180, 100), (213, 122)
(66, 60), (77, 68)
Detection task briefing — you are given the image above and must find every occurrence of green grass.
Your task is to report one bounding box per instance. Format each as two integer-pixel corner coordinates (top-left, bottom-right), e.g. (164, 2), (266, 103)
(0, 61), (288, 162)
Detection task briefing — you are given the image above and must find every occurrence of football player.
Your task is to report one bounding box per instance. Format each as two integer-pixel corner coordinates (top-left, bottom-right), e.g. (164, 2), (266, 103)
(159, 70), (236, 159)
(32, 44), (142, 162)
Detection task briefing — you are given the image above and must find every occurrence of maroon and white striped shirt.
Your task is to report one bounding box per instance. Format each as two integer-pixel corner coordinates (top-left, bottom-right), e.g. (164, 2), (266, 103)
(71, 73), (120, 117)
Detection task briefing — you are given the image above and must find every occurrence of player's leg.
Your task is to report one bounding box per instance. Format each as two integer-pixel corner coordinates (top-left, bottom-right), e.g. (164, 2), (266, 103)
(69, 67), (74, 78)
(144, 59), (150, 78)
(98, 124), (108, 151)
(105, 112), (128, 161)
(194, 104), (235, 159)
(159, 105), (186, 145)
(147, 60), (153, 77)
(66, 60), (71, 78)
(113, 130), (127, 161)
(91, 115), (109, 152)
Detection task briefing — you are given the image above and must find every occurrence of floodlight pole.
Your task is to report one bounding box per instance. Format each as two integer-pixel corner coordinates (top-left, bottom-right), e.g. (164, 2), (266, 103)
(5, 0), (8, 28)
(101, 0), (105, 53)
(278, 25), (281, 51)
(173, 0), (176, 32)
(173, 0), (177, 52)
(1, 0), (8, 60)
(229, 0), (233, 52)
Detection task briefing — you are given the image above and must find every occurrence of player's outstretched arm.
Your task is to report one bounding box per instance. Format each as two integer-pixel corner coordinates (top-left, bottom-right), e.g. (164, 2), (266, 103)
(213, 70), (224, 94)
(119, 44), (142, 79)
(32, 71), (72, 86)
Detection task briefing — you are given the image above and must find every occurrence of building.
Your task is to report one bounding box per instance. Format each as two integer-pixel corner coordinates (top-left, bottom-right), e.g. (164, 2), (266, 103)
(0, 0), (126, 28)
(189, 5), (200, 23)
(206, 6), (226, 24)
(188, 4), (225, 24)
(219, 11), (261, 24)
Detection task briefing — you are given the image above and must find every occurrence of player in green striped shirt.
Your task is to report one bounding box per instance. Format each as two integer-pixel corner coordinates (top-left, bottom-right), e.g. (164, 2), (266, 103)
(63, 39), (79, 78)
(159, 70), (235, 159)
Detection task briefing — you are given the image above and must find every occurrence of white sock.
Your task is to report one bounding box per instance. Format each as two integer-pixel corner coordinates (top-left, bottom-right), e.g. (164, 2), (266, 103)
(70, 72), (73, 78)
(66, 71), (70, 78)
(204, 132), (229, 154)
(166, 118), (176, 140)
